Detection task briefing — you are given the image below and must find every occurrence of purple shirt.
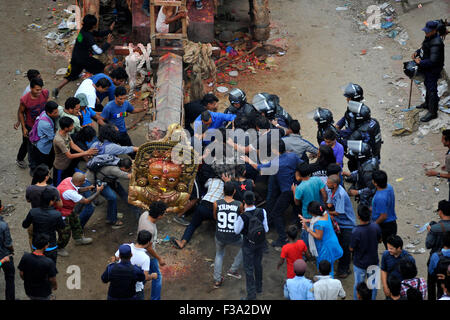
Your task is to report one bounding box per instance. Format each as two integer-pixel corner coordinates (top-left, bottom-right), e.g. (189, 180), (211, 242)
(321, 141), (344, 167)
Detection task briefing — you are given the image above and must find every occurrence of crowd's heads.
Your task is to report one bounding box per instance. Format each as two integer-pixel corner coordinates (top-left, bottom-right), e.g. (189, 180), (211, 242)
(65, 97), (80, 111)
(437, 200), (450, 217)
(307, 201), (325, 217)
(202, 93), (219, 111)
(95, 78), (111, 93)
(286, 225), (299, 240)
(30, 77), (44, 89)
(148, 201), (167, 219)
(224, 181), (235, 197)
(243, 191), (256, 206)
(26, 69), (41, 82)
(399, 258), (418, 280)
(318, 260), (331, 276)
(326, 163), (342, 176)
(32, 233), (50, 250)
(372, 170), (388, 189)
(387, 274), (402, 297)
(59, 116), (75, 131)
(236, 164), (246, 178)
(118, 244), (132, 260)
(31, 164), (50, 185)
(136, 230), (152, 246)
(317, 145), (336, 167)
(293, 259), (307, 276)
(118, 158), (132, 171)
(323, 129), (337, 144)
(110, 67), (129, 86)
(295, 162), (310, 179)
(40, 187), (58, 208)
(228, 88), (246, 107)
(75, 126), (97, 143)
(72, 172), (86, 187)
(343, 82), (364, 102)
(326, 174), (340, 190)
(356, 282), (372, 300)
(442, 129), (450, 147)
(75, 93), (89, 107)
(82, 14), (98, 31)
(289, 120), (301, 134)
(114, 86), (128, 105)
(387, 235), (403, 251)
(44, 101), (59, 118)
(98, 123), (119, 143)
(255, 116), (270, 130)
(357, 204), (372, 223)
(201, 110), (212, 125)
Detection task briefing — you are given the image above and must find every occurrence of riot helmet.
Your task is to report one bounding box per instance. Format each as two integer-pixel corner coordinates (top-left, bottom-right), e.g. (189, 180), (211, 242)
(403, 61), (425, 82)
(313, 107), (334, 126)
(252, 92), (276, 119)
(347, 140), (372, 160)
(343, 83), (364, 101)
(228, 88), (247, 106)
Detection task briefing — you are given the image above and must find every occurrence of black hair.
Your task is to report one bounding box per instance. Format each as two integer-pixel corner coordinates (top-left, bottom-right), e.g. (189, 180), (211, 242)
(32, 233), (49, 250)
(224, 181), (235, 197)
(110, 67), (129, 81)
(387, 235), (403, 249)
(399, 259), (418, 280)
(114, 86), (127, 97)
(286, 225), (298, 240)
(202, 93), (219, 106)
(256, 116), (270, 130)
(372, 170), (388, 189)
(357, 204), (371, 222)
(289, 120), (301, 134)
(444, 231), (450, 248)
(59, 116), (75, 130)
(387, 274), (402, 297)
(31, 164), (50, 184)
(406, 287), (423, 301)
(323, 129), (337, 141)
(319, 260), (331, 276)
(148, 201), (167, 219)
(443, 129), (450, 142)
(201, 110), (212, 122)
(137, 230), (152, 245)
(236, 164), (246, 178)
(327, 163), (342, 176)
(26, 69), (40, 82)
(234, 116), (251, 131)
(45, 101), (59, 114)
(296, 162), (310, 178)
(98, 124), (119, 143)
(82, 14), (97, 31)
(40, 187), (58, 207)
(277, 139), (286, 154)
(30, 77), (44, 88)
(118, 158), (132, 170)
(356, 282), (372, 300)
(65, 97), (80, 110)
(95, 78), (111, 89)
(74, 126), (97, 144)
(243, 191), (255, 205)
(307, 201), (325, 217)
(317, 145), (336, 168)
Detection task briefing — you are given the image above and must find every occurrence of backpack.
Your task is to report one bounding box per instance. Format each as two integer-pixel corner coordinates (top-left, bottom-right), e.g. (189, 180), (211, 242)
(404, 278), (423, 300)
(435, 252), (450, 277)
(86, 154), (120, 172)
(245, 208), (266, 245)
(29, 112), (53, 144)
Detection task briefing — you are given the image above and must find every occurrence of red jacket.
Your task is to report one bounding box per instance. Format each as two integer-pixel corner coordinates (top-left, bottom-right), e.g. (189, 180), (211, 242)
(57, 177), (78, 217)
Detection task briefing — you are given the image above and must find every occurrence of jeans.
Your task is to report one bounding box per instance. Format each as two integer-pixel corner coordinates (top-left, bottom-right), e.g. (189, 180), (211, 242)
(424, 71), (440, 115)
(78, 181), (95, 228)
(267, 190), (293, 243)
(337, 227), (353, 274)
(266, 175), (279, 206)
(214, 237), (243, 282)
(181, 201), (214, 243)
(353, 264), (378, 300)
(242, 243), (264, 299)
(101, 182), (139, 224)
(149, 258), (162, 300)
(1, 256), (15, 300)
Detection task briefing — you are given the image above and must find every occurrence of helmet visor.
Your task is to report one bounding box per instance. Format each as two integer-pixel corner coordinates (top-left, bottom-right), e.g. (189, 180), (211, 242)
(252, 93), (271, 112)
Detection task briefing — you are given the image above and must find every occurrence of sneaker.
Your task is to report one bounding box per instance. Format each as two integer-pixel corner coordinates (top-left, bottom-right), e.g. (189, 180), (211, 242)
(74, 236), (93, 245)
(226, 270), (242, 279)
(57, 248), (69, 257)
(173, 215), (190, 226)
(52, 88), (59, 99)
(214, 276), (224, 288)
(16, 160), (27, 169)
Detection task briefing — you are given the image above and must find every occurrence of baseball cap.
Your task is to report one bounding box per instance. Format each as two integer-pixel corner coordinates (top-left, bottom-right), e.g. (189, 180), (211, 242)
(422, 20), (439, 33)
(75, 93), (89, 107)
(437, 200), (450, 216)
(293, 259), (307, 275)
(118, 244), (132, 258)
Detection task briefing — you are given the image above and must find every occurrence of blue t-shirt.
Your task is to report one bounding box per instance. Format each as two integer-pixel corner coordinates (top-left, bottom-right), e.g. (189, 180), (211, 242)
(372, 184), (397, 223)
(90, 73), (115, 103)
(295, 177), (325, 218)
(101, 100), (134, 133)
(80, 106), (97, 126)
(350, 222), (382, 269)
(380, 250), (415, 281)
(326, 185), (356, 229)
(258, 152), (303, 193)
(320, 141), (344, 167)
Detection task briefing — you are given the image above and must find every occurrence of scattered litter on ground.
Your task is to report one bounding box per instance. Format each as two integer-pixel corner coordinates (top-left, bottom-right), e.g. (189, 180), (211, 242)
(423, 161), (440, 170)
(391, 55), (403, 60)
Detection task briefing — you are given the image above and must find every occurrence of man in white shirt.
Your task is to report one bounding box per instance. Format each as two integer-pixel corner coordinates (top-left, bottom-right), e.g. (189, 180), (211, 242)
(313, 260), (346, 300)
(74, 77), (110, 112)
(114, 230), (157, 300)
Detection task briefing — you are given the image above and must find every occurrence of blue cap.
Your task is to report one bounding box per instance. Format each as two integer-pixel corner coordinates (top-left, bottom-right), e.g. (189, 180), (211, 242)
(422, 20), (439, 33)
(118, 244), (132, 258)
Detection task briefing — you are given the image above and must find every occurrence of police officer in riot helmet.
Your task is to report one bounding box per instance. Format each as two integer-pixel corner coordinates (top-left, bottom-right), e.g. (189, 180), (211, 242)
(342, 140), (379, 207)
(252, 92), (293, 129)
(335, 83), (364, 143)
(313, 107), (340, 146)
(225, 88), (259, 120)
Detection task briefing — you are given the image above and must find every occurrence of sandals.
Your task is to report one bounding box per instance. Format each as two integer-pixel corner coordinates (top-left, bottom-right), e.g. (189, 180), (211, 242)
(107, 220), (124, 229)
(170, 237), (183, 249)
(214, 277), (224, 289)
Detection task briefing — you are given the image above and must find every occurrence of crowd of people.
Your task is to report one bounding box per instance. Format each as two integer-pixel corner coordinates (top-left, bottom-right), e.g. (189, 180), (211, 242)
(1, 14), (450, 301)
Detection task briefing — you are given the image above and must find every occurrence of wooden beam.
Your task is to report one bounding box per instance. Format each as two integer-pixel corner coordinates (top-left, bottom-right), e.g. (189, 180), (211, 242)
(154, 33), (185, 40)
(151, 1), (183, 7)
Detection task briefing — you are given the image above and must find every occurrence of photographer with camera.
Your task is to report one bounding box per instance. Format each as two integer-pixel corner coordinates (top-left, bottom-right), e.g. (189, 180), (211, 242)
(86, 157), (138, 229)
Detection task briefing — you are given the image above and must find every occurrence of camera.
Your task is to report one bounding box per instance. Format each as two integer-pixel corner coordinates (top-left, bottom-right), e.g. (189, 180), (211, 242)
(96, 180), (107, 187)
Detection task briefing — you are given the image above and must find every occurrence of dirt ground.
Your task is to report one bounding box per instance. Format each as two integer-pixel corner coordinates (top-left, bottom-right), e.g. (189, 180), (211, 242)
(1, 0), (450, 300)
